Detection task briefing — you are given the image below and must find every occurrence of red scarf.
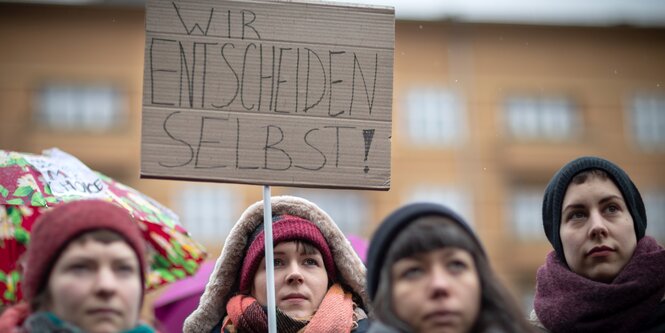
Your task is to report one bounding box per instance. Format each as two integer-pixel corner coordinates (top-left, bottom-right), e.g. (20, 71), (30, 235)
(535, 236), (665, 333)
(223, 283), (355, 333)
(0, 301), (30, 333)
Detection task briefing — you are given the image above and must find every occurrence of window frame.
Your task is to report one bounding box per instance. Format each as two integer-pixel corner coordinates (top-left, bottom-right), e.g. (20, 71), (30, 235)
(34, 82), (127, 132)
(402, 87), (467, 147)
(626, 93), (665, 150)
(504, 94), (579, 142)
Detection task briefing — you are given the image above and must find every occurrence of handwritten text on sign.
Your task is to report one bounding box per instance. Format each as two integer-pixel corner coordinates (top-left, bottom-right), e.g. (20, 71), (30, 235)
(141, 0), (393, 189)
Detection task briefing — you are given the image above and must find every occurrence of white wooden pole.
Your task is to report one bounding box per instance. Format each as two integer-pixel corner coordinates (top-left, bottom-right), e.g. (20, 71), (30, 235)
(263, 185), (277, 333)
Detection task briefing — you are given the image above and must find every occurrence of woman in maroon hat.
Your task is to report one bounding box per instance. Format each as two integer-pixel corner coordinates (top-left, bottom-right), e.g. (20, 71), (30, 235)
(0, 199), (155, 333)
(184, 195), (369, 333)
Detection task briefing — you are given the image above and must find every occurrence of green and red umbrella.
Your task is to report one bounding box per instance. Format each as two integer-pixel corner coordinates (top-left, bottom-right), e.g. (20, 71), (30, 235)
(0, 149), (207, 305)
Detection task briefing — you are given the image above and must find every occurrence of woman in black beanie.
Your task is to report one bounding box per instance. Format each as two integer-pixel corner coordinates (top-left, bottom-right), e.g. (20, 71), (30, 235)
(531, 156), (665, 333)
(366, 203), (535, 333)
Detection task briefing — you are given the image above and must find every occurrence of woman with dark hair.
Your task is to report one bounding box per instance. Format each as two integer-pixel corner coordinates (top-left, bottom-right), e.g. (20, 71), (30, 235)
(531, 156), (665, 333)
(184, 195), (369, 333)
(366, 202), (535, 333)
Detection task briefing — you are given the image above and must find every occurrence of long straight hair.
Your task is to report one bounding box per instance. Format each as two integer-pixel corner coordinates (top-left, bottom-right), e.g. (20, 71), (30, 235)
(372, 216), (535, 333)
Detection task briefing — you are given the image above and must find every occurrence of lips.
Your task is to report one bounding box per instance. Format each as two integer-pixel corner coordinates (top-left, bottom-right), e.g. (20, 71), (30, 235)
(423, 310), (459, 324)
(587, 245), (615, 257)
(281, 293), (307, 301)
(86, 307), (121, 316)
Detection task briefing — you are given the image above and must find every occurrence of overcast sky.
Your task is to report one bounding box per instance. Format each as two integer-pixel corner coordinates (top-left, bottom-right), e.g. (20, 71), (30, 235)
(327, 0), (665, 26)
(5, 0), (665, 27)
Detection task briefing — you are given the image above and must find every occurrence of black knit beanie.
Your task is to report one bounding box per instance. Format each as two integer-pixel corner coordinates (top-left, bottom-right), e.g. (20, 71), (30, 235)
(542, 156), (647, 266)
(366, 202), (484, 300)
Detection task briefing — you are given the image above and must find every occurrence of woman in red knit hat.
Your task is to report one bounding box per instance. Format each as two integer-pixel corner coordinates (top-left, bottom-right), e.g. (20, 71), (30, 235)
(184, 195), (370, 333)
(0, 199), (155, 333)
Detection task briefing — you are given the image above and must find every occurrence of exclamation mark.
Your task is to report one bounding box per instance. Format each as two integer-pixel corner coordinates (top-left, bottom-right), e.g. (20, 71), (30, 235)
(363, 129), (375, 174)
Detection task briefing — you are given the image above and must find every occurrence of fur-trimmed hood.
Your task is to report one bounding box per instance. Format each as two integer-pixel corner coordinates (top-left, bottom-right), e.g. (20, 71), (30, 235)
(184, 195), (368, 332)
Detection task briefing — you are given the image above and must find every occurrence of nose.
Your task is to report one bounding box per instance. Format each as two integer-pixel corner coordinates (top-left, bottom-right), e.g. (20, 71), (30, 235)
(588, 210), (609, 239)
(285, 263), (304, 285)
(95, 267), (118, 298)
(428, 265), (451, 299)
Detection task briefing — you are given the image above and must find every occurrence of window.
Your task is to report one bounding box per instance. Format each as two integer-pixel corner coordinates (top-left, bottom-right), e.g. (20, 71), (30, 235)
(406, 186), (473, 226)
(505, 96), (577, 140)
(644, 190), (665, 240)
(629, 94), (665, 149)
(510, 187), (545, 241)
(403, 88), (466, 146)
(174, 184), (239, 243)
(286, 189), (369, 235)
(36, 83), (125, 131)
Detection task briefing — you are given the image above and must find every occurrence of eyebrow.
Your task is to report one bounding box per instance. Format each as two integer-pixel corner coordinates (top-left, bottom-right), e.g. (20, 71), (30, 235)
(64, 254), (136, 262)
(112, 257), (139, 264)
(403, 248), (459, 261)
(563, 195), (625, 212)
(272, 251), (322, 257)
(599, 195), (624, 205)
(562, 203), (584, 212)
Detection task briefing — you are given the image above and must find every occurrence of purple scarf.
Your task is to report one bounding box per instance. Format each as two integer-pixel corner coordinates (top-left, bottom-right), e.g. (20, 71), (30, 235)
(534, 236), (665, 333)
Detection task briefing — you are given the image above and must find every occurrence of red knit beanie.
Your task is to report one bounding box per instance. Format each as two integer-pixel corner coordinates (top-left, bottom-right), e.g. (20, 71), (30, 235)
(238, 215), (336, 292)
(22, 200), (147, 303)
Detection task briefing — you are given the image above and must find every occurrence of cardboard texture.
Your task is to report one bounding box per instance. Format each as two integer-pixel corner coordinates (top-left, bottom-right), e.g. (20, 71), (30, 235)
(142, 0), (394, 190)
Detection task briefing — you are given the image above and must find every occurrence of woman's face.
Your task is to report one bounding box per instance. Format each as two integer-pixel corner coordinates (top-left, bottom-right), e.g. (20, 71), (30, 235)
(391, 247), (480, 333)
(252, 241), (329, 319)
(560, 176), (637, 282)
(46, 239), (142, 333)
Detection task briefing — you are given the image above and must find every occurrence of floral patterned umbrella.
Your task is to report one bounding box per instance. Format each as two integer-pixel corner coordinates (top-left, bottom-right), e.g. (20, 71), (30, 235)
(0, 148), (207, 305)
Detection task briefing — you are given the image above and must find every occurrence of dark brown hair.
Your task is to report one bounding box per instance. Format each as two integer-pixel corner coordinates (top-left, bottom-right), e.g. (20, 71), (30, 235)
(372, 216), (535, 333)
(570, 169), (610, 185)
(291, 240), (320, 256)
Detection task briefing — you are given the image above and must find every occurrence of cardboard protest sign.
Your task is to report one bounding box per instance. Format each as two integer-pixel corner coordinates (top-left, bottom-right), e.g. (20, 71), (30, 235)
(141, 0), (394, 190)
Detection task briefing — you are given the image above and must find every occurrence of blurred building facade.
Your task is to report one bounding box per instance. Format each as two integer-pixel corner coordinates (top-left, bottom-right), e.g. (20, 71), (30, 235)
(1, 3), (665, 310)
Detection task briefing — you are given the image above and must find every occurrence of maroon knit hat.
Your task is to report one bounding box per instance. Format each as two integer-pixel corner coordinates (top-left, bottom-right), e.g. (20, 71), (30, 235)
(23, 200), (147, 302)
(238, 215), (336, 292)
